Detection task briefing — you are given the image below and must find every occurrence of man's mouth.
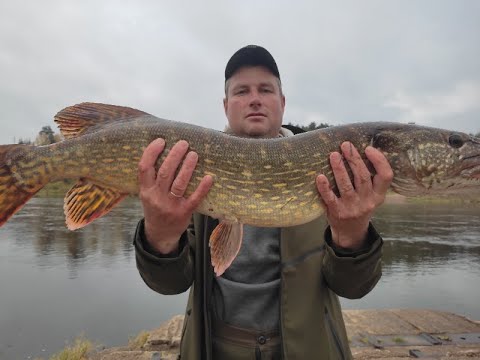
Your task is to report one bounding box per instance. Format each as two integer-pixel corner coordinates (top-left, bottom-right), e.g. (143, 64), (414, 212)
(246, 113), (266, 119)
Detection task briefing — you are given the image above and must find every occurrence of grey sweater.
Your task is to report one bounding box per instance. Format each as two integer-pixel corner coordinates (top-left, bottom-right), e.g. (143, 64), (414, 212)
(212, 225), (281, 331)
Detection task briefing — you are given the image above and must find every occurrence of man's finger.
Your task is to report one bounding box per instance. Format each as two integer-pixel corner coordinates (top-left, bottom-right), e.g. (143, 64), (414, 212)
(138, 138), (165, 189)
(187, 175), (214, 211)
(170, 151), (199, 197)
(329, 151), (355, 198)
(156, 140), (190, 191)
(316, 174), (338, 213)
(341, 142), (373, 195)
(365, 146), (394, 196)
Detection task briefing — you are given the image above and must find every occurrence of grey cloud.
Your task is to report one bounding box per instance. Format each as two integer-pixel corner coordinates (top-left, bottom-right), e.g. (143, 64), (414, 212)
(1, 0), (479, 144)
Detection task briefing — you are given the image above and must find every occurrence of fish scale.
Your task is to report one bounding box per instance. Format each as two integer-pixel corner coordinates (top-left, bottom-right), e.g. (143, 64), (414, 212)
(1, 103), (479, 275)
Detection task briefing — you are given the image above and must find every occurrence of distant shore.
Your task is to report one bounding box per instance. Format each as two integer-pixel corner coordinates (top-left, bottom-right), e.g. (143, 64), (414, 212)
(37, 181), (479, 204)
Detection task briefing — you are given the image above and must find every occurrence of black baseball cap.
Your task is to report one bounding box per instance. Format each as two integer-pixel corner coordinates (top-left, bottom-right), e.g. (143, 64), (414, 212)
(225, 45), (280, 82)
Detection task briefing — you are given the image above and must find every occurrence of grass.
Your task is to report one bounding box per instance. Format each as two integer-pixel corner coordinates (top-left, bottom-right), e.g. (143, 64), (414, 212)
(385, 189), (480, 205)
(34, 180), (138, 199)
(437, 334), (452, 341)
(39, 336), (94, 360)
(359, 337), (369, 345)
(37, 182), (479, 204)
(391, 336), (406, 344)
(128, 330), (150, 350)
(406, 195), (480, 205)
(33, 330), (149, 360)
(36, 180), (74, 198)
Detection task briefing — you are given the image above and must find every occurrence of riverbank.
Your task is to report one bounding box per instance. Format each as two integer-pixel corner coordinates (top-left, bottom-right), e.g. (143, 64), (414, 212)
(47, 309), (480, 359)
(38, 182), (479, 205)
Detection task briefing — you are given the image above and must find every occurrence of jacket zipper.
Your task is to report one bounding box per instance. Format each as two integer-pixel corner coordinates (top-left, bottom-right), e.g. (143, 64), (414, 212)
(204, 217), (215, 360)
(324, 307), (346, 360)
(279, 233), (285, 360)
(280, 243), (325, 358)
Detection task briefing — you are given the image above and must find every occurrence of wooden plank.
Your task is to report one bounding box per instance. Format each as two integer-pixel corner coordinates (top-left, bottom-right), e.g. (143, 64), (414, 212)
(343, 309), (480, 336)
(92, 309), (480, 359)
(389, 309), (480, 334)
(343, 309), (418, 336)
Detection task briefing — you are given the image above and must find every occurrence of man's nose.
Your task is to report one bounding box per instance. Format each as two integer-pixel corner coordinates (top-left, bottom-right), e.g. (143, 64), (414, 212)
(248, 90), (261, 107)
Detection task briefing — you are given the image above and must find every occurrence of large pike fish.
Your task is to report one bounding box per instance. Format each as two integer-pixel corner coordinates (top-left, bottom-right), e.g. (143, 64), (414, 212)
(1, 103), (480, 275)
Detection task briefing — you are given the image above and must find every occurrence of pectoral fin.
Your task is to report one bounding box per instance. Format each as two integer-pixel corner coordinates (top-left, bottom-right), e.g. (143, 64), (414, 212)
(209, 221), (243, 277)
(64, 179), (127, 230)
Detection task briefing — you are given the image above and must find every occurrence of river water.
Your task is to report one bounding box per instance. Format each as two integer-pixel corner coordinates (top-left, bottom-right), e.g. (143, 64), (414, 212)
(0, 198), (479, 359)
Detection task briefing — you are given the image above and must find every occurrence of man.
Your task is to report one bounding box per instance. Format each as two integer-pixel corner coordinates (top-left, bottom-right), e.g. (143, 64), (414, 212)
(134, 45), (393, 359)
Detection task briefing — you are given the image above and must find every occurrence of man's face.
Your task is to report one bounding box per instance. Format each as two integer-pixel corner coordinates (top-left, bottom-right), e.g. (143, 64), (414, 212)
(224, 66), (285, 138)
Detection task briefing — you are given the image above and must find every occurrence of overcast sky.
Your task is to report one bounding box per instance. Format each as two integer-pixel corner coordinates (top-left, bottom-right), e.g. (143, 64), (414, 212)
(1, 1), (479, 144)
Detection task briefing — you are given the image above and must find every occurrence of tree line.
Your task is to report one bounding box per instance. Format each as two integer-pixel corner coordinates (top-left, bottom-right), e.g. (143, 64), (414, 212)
(15, 122), (480, 145)
(287, 122), (480, 138)
(17, 122), (333, 145)
(17, 126), (62, 145)
(287, 121), (331, 131)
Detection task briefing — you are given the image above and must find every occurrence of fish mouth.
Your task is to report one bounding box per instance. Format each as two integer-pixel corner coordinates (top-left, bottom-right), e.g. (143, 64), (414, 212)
(461, 156), (480, 179)
(470, 167), (480, 179)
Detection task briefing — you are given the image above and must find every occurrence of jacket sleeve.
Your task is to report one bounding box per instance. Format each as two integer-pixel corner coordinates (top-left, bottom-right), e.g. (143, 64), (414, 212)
(322, 223), (383, 299)
(133, 218), (195, 295)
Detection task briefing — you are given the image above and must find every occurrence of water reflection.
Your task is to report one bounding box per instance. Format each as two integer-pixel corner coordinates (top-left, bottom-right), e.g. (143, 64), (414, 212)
(6, 199), (478, 275)
(340, 202), (480, 320)
(373, 203), (480, 275)
(3, 197), (141, 278)
(0, 198), (479, 359)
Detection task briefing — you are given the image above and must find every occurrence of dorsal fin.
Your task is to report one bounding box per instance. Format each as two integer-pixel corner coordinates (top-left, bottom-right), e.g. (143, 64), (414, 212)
(54, 102), (149, 139)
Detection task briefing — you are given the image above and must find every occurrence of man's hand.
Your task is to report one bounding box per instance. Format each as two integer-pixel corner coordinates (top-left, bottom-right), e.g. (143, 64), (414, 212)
(138, 139), (213, 254)
(316, 142), (393, 251)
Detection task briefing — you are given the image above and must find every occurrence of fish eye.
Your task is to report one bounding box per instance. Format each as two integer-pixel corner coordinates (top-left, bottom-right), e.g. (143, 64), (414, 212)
(448, 133), (464, 148)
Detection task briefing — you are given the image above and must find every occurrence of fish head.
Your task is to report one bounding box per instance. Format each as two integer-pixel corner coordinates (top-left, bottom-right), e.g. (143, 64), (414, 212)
(371, 125), (480, 196)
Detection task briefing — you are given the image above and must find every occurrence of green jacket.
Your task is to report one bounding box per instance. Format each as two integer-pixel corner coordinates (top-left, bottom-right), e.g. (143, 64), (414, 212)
(134, 214), (383, 360)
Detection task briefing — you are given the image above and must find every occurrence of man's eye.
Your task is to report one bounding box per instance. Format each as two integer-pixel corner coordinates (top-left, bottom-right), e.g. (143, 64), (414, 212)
(260, 87), (273, 93)
(235, 89), (247, 95)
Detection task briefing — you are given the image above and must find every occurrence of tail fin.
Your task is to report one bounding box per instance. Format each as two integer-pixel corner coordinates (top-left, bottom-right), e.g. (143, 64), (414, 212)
(0, 145), (44, 227)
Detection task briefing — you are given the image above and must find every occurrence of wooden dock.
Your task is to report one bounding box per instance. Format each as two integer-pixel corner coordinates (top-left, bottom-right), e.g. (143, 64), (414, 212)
(93, 309), (480, 359)
(345, 309), (480, 359)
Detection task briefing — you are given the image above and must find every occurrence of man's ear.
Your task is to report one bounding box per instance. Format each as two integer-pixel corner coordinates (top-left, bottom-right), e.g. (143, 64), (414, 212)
(223, 97), (228, 116)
